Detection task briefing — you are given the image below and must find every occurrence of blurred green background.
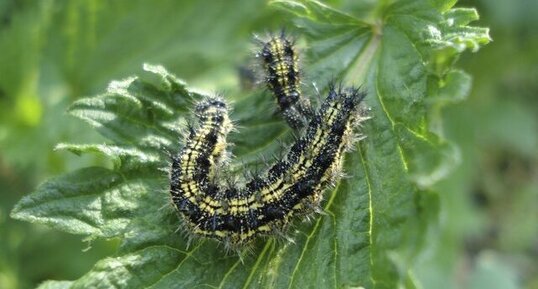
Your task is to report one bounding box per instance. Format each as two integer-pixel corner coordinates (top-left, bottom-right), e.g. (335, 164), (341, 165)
(0, 0), (536, 288)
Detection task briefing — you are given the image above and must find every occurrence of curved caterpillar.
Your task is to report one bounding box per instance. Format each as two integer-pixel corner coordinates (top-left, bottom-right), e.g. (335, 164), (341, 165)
(170, 85), (368, 247)
(257, 32), (312, 129)
(169, 31), (369, 247)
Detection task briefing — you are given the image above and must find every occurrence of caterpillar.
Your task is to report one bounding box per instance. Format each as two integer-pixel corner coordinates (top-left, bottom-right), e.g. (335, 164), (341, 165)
(257, 32), (312, 129)
(170, 85), (368, 247)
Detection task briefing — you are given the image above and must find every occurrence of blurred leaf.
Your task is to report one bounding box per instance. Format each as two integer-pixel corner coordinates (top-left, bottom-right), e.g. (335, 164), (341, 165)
(11, 0), (489, 288)
(411, 0), (538, 287)
(468, 252), (519, 289)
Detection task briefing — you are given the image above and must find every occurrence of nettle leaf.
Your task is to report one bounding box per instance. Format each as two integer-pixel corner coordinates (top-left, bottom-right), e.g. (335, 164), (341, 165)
(11, 1), (489, 288)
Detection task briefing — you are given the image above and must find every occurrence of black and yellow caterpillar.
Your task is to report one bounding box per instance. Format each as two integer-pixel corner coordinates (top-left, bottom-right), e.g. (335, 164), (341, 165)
(170, 33), (368, 247)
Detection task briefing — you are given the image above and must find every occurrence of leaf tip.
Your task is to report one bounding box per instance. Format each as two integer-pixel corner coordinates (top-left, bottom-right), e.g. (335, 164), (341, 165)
(10, 197), (29, 221)
(107, 76), (138, 95)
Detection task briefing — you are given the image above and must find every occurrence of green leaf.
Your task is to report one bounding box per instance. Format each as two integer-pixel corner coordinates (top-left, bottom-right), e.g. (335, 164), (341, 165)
(11, 1), (489, 288)
(11, 166), (165, 238)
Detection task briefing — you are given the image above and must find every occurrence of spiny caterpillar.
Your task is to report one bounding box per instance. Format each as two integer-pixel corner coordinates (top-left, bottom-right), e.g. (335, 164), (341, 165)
(257, 32), (312, 129)
(169, 31), (369, 248)
(170, 85), (368, 247)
